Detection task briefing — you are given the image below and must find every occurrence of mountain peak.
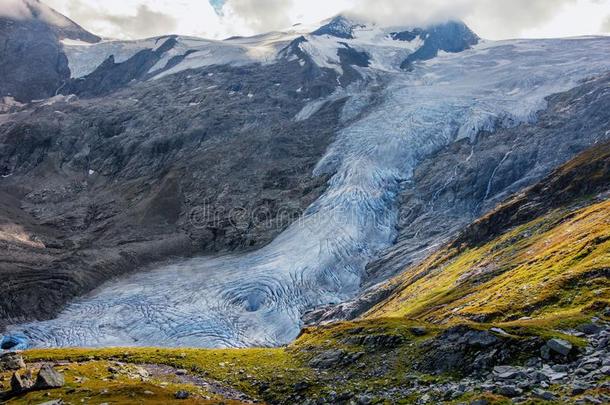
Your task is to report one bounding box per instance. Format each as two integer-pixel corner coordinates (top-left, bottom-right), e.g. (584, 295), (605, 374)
(1, 0), (100, 43)
(311, 15), (366, 39)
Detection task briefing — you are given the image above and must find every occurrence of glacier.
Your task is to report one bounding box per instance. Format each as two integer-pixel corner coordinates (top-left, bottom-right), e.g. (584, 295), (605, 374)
(6, 35), (610, 349)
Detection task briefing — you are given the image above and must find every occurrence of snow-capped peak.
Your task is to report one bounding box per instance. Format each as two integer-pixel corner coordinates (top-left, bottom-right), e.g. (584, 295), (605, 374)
(311, 15), (367, 39)
(290, 16), (479, 75)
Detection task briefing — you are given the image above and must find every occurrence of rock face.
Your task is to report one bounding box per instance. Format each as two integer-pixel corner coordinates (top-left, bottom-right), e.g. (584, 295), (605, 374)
(0, 17), (70, 102)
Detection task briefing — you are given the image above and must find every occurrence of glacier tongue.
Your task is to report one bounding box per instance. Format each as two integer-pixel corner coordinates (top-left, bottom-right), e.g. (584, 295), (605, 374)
(7, 36), (610, 348)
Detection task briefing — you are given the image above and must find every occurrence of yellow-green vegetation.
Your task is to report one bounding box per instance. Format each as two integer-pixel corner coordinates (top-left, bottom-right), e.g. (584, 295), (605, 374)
(0, 359), (244, 404)
(18, 347), (310, 401)
(1, 314), (599, 404)
(9, 319), (442, 404)
(366, 199), (610, 325)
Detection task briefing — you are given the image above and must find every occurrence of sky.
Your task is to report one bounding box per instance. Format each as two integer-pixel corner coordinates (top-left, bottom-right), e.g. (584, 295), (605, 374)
(24, 0), (610, 40)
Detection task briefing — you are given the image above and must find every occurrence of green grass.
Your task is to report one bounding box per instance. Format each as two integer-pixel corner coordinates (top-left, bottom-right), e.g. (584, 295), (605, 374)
(366, 199), (610, 326)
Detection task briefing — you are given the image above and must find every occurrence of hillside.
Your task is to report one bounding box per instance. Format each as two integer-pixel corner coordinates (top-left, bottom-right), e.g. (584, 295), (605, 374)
(2, 141), (609, 405)
(366, 140), (610, 324)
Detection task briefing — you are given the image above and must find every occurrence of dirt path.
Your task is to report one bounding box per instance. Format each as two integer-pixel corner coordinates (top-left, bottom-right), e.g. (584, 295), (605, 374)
(141, 363), (257, 403)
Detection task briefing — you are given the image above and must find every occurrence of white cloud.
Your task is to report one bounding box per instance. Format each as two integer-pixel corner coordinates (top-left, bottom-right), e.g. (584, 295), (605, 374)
(35, 0), (610, 40)
(0, 0), (32, 19)
(599, 13), (610, 32)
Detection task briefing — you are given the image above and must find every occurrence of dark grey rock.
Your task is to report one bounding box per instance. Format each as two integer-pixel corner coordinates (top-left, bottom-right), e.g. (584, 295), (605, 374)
(572, 383), (592, 395)
(578, 323), (603, 335)
(547, 338), (573, 356)
(532, 389), (556, 401)
(410, 327), (427, 336)
(309, 349), (347, 369)
(34, 365), (65, 389)
(493, 365), (523, 380)
(293, 381), (310, 391)
(0, 352), (26, 371)
(174, 390), (190, 399)
(541, 345), (552, 360)
(10, 369), (33, 393)
(495, 385), (522, 398)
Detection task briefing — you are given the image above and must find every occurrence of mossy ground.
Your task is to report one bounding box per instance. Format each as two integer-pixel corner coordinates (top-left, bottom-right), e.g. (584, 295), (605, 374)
(0, 359), (245, 404)
(1, 315), (596, 404)
(366, 199), (610, 326)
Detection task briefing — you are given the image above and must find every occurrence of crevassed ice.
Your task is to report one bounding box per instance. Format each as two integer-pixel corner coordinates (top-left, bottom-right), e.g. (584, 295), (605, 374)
(8, 37), (610, 348)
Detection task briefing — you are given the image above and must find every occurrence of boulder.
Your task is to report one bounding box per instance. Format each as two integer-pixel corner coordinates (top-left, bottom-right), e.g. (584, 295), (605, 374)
(410, 327), (427, 336)
(34, 364), (65, 389)
(496, 385), (522, 397)
(174, 390), (190, 399)
(10, 369), (33, 393)
(492, 365), (523, 380)
(293, 381), (310, 391)
(577, 323), (603, 335)
(540, 365), (567, 381)
(571, 382), (592, 395)
(0, 352), (26, 371)
(546, 338), (573, 356)
(532, 388), (556, 401)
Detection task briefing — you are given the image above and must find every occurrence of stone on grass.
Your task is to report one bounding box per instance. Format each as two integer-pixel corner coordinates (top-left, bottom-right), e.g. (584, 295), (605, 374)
(10, 370), (34, 393)
(496, 385), (522, 397)
(34, 364), (65, 389)
(532, 388), (556, 401)
(0, 352), (26, 371)
(175, 390), (190, 399)
(547, 338), (573, 356)
(410, 327), (427, 336)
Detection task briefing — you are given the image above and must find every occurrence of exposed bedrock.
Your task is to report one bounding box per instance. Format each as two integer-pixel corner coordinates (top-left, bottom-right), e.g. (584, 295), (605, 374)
(0, 60), (343, 328)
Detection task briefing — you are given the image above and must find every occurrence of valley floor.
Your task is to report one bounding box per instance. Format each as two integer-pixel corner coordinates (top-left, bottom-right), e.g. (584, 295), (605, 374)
(2, 313), (609, 404)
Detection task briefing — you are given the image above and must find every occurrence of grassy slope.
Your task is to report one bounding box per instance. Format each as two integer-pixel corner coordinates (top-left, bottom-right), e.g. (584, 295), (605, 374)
(366, 199), (609, 324)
